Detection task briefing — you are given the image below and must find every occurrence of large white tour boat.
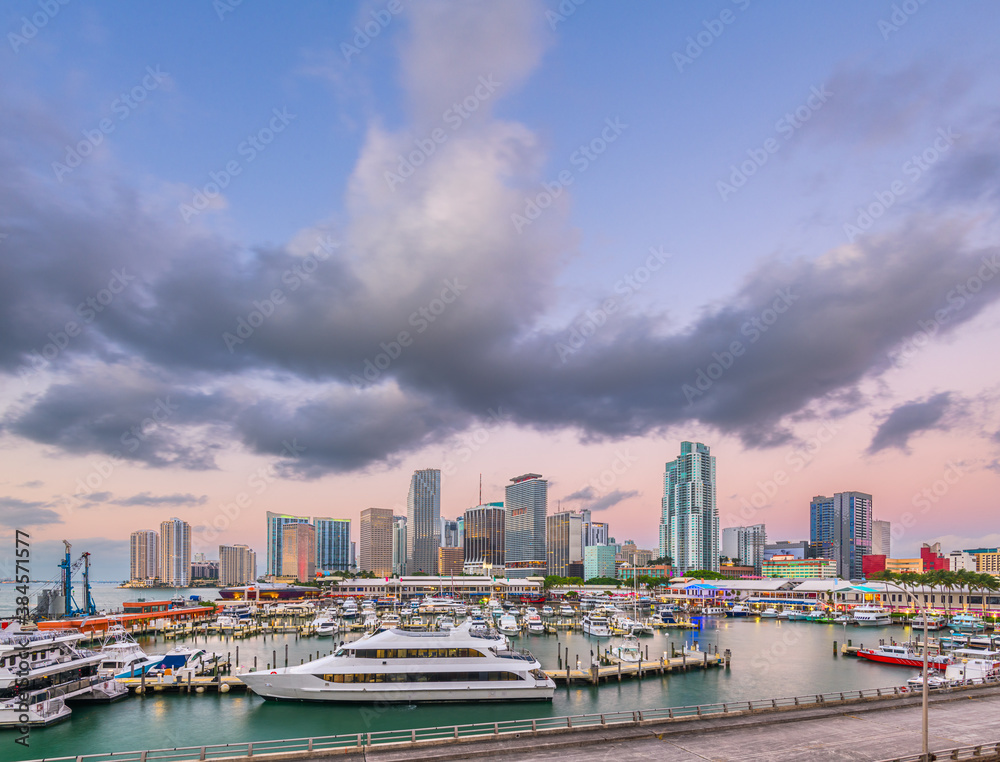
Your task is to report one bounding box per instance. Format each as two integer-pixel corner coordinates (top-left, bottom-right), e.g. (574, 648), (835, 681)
(851, 604), (892, 626)
(239, 622), (555, 702)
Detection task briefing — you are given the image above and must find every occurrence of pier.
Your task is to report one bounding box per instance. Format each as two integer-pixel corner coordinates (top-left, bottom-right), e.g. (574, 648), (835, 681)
(548, 650), (725, 684)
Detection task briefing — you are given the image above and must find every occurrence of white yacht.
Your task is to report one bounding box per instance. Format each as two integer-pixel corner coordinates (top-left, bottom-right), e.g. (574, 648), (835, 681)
(525, 614), (544, 634)
(911, 613), (947, 631)
(852, 605), (892, 627)
(239, 622), (555, 702)
(949, 614), (987, 633)
(497, 614), (521, 636)
(701, 606), (729, 616)
(582, 611), (611, 637)
(559, 605), (575, 617)
(96, 626), (163, 678)
(761, 608), (779, 619)
(943, 649), (1000, 684)
(146, 647), (223, 678)
(437, 616), (455, 632)
(381, 613), (402, 629)
(541, 606), (555, 617)
(727, 603), (753, 618)
(610, 634), (642, 663)
(340, 600), (358, 620)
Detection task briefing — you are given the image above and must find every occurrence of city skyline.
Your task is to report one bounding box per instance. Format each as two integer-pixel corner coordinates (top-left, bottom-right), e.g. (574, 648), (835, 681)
(3, 2), (1000, 581)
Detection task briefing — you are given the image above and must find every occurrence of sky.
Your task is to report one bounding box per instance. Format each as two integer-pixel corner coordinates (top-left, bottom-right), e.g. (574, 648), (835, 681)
(1, 0), (1000, 582)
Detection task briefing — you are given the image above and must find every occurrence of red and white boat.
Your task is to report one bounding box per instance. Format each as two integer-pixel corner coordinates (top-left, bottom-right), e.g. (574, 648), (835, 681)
(856, 644), (953, 669)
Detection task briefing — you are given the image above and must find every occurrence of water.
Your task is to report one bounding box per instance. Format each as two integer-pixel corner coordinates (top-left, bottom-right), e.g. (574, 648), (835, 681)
(2, 585), (923, 761)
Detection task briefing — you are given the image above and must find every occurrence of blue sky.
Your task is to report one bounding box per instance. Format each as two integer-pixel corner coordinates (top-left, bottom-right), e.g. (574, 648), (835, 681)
(2, 0), (1000, 579)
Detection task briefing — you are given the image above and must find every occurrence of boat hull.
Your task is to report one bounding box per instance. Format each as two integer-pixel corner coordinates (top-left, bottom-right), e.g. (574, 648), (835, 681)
(241, 675), (554, 703)
(856, 650), (951, 669)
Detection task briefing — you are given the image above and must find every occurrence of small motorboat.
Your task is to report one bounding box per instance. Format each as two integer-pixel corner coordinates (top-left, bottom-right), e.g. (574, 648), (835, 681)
(611, 634), (642, 663)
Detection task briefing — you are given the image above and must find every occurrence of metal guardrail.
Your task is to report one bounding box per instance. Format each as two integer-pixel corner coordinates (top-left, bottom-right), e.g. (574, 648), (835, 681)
(879, 741), (1000, 761)
(20, 683), (999, 762)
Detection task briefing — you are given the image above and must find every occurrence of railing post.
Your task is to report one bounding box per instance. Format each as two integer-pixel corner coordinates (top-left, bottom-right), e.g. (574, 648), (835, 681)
(532, 719), (537, 732)
(247, 742), (254, 757)
(668, 708), (673, 718)
(199, 747), (206, 761)
(600, 714), (606, 725)
(454, 726), (459, 739)
(411, 729), (416, 742)
(307, 738), (313, 752)
(496, 722), (502, 734)
(567, 717), (572, 728)
(367, 732), (371, 746)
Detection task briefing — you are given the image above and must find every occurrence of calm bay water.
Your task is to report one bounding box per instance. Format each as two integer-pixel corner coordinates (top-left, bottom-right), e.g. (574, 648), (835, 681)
(2, 584), (921, 761)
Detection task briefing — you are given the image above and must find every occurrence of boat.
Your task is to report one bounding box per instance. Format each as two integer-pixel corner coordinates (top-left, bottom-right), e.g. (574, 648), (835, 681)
(949, 614), (987, 633)
(943, 649), (1000, 684)
(559, 605), (575, 617)
(761, 608), (779, 619)
(727, 604), (753, 618)
(701, 606), (729, 616)
(437, 616), (455, 632)
(906, 671), (951, 690)
(775, 609), (790, 620)
(582, 612), (611, 637)
(363, 614), (380, 632)
(238, 622), (556, 702)
(381, 613), (401, 629)
(146, 647), (223, 678)
(541, 606), (554, 617)
(855, 644), (953, 669)
(806, 610), (831, 623)
(0, 623), (128, 727)
(497, 614), (521, 636)
(340, 600), (358, 620)
(311, 610), (339, 637)
(610, 634), (642, 663)
(852, 605), (892, 627)
(610, 614), (638, 635)
(525, 614), (545, 634)
(632, 620), (655, 636)
(911, 613), (947, 631)
(833, 613), (853, 624)
(786, 611), (810, 621)
(96, 626), (163, 678)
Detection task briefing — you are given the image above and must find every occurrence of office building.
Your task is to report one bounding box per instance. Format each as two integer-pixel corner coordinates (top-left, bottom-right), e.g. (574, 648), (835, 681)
(921, 542), (949, 572)
(392, 515), (407, 576)
(764, 540), (811, 560)
(281, 522), (316, 582)
(407, 468), (441, 575)
(872, 520), (891, 557)
(810, 491), (873, 580)
(546, 510), (583, 577)
(315, 517), (351, 572)
(438, 547), (464, 576)
(970, 548), (1000, 574)
(266, 511), (311, 577)
(129, 530), (159, 583)
(584, 544), (616, 580)
(440, 518), (461, 548)
(950, 550), (977, 571)
(721, 524), (766, 574)
(505, 473), (548, 578)
(761, 555), (838, 579)
(360, 508), (394, 577)
(219, 544), (257, 585)
(159, 518), (191, 587)
(190, 560), (219, 579)
(659, 441), (719, 575)
(464, 502), (505, 573)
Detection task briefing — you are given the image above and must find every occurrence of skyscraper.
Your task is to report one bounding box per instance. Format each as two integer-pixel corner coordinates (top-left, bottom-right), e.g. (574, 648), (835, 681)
(315, 517), (351, 571)
(546, 510), (583, 577)
(505, 473), (548, 578)
(281, 523), (316, 582)
(463, 503), (505, 573)
(360, 507), (394, 576)
(810, 491), (873, 580)
(159, 518), (191, 587)
(721, 524), (767, 574)
(129, 530), (158, 582)
(659, 442), (718, 575)
(407, 469), (441, 574)
(392, 515), (407, 576)
(440, 518), (461, 548)
(872, 519), (891, 557)
(219, 544), (257, 585)
(266, 511), (311, 577)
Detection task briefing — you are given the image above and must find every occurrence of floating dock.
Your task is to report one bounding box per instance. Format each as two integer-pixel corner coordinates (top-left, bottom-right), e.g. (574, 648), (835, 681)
(547, 651), (726, 684)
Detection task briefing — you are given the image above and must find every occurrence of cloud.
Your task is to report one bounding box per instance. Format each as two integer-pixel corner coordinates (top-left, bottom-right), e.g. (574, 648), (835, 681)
(868, 392), (954, 454)
(564, 486), (596, 502)
(587, 489), (640, 513)
(0, 497), (62, 528)
(18, 480), (43, 488)
(110, 492), (208, 507)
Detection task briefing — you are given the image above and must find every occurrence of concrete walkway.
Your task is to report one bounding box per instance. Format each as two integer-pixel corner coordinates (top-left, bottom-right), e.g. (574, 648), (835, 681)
(278, 686), (1000, 762)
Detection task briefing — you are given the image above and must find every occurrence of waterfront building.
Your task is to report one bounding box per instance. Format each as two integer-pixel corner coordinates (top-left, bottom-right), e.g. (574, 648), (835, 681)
(505, 473), (548, 579)
(659, 441), (719, 575)
(584, 544), (616, 580)
(190, 560), (219, 580)
(360, 508), (394, 576)
(863, 555), (923, 575)
(872, 519), (891, 556)
(719, 563), (755, 579)
(159, 518), (191, 587)
(618, 564), (673, 581)
(438, 546), (464, 575)
(266, 511), (311, 577)
(949, 549), (977, 571)
(463, 502), (505, 574)
(809, 491), (873, 580)
(281, 522), (316, 582)
(971, 548), (1000, 574)
(407, 468), (441, 575)
(764, 540), (811, 560)
(129, 530), (158, 583)
(315, 517), (351, 572)
(721, 524), (766, 574)
(920, 542), (949, 571)
(761, 555), (837, 579)
(546, 510), (583, 577)
(327, 575), (543, 601)
(219, 544), (257, 585)
(392, 515), (407, 576)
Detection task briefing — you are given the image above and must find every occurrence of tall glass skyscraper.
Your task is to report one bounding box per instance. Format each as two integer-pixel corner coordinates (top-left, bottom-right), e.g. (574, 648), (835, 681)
(406, 469), (441, 575)
(315, 517), (351, 571)
(505, 473), (548, 578)
(129, 530), (159, 582)
(464, 502), (505, 572)
(659, 442), (718, 575)
(266, 511), (311, 576)
(159, 518), (191, 587)
(810, 491), (873, 580)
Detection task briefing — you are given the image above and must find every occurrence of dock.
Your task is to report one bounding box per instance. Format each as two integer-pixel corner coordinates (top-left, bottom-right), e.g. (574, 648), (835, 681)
(547, 650), (726, 684)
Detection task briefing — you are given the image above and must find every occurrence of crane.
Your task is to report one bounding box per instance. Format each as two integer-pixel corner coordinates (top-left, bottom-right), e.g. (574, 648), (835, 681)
(57, 540), (97, 618)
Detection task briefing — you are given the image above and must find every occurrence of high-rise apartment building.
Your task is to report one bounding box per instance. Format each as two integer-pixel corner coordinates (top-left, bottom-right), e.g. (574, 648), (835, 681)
(315, 517), (351, 571)
(129, 530), (159, 582)
(505, 473), (548, 578)
(159, 518), (191, 587)
(281, 523), (316, 582)
(407, 469), (441, 574)
(659, 442), (718, 575)
(810, 491), (873, 580)
(546, 510), (583, 577)
(721, 524), (766, 574)
(463, 503), (505, 572)
(392, 515), (407, 576)
(266, 511), (311, 577)
(219, 544), (257, 585)
(360, 508), (394, 576)
(872, 519), (891, 557)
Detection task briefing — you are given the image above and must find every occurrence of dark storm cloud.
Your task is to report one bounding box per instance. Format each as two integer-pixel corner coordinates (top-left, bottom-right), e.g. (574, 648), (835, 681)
(0, 497), (62, 527)
(110, 492), (208, 507)
(868, 392), (954, 454)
